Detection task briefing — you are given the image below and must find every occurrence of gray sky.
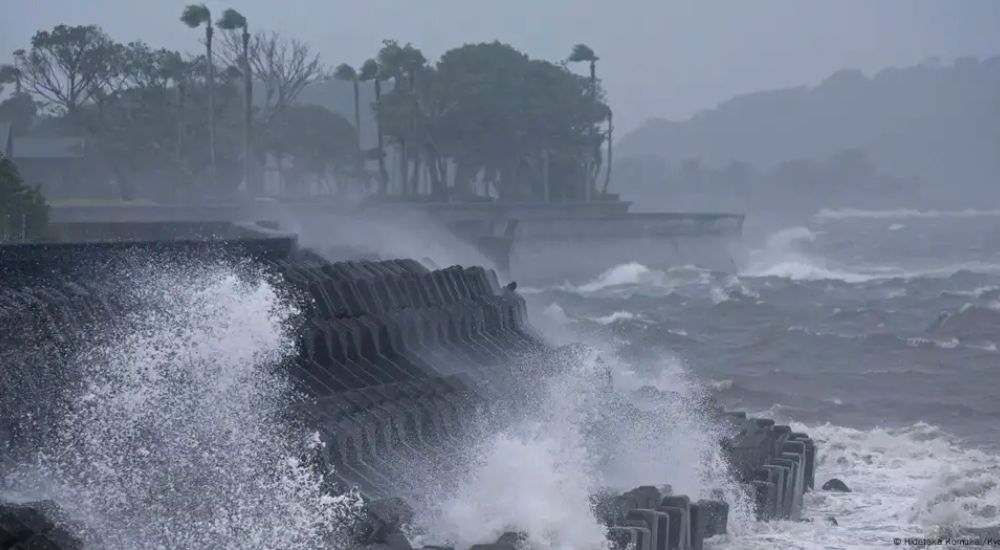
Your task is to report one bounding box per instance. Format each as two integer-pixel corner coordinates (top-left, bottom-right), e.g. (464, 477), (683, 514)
(2, 0), (999, 134)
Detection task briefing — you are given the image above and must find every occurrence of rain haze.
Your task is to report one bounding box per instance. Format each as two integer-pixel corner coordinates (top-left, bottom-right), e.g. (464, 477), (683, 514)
(3, 0), (1000, 132)
(2, 2), (1000, 550)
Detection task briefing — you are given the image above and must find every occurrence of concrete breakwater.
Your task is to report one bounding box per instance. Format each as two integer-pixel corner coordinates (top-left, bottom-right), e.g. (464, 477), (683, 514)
(0, 224), (814, 550)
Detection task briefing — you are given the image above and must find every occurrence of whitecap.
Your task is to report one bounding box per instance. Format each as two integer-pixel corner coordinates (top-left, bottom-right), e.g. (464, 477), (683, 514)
(715, 421), (1000, 549)
(815, 208), (1000, 221)
(589, 310), (640, 325)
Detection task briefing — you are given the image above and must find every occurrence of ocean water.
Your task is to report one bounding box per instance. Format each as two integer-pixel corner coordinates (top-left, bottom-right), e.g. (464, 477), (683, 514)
(526, 208), (1000, 548)
(3, 209), (999, 549)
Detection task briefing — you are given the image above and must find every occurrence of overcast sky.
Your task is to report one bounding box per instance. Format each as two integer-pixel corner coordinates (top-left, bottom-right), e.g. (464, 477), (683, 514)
(3, 0), (999, 134)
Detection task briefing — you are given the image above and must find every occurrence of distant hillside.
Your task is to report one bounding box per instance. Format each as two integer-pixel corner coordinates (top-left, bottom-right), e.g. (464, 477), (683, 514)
(616, 57), (1000, 202)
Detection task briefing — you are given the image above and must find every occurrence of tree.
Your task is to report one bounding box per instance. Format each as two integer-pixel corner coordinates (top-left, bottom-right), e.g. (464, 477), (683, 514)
(602, 106), (613, 195)
(0, 64), (22, 96)
(260, 105), (359, 195)
(0, 61), (35, 133)
(334, 64), (362, 151)
(12, 25), (121, 116)
(376, 40), (426, 195)
(568, 43), (607, 199)
(420, 41), (605, 200)
(0, 157), (48, 242)
(0, 92), (38, 136)
(181, 4), (216, 188)
(217, 8), (252, 194)
(242, 31), (324, 123)
(359, 58), (388, 193)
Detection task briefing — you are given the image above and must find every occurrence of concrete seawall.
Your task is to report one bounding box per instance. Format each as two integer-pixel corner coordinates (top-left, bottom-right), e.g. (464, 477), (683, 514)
(0, 224), (813, 550)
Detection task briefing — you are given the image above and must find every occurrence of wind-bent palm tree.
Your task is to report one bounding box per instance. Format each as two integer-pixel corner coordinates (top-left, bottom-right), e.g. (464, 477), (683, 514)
(568, 43), (601, 200)
(602, 107), (613, 196)
(181, 3), (216, 189)
(217, 8), (251, 194)
(334, 64), (362, 152)
(0, 63), (22, 95)
(360, 58), (388, 193)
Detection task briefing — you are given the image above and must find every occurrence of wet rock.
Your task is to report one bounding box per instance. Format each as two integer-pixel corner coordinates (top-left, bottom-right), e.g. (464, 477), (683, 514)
(495, 532), (527, 546)
(468, 532), (525, 549)
(358, 497), (415, 544)
(0, 501), (82, 550)
(821, 478), (851, 492)
(382, 532), (414, 550)
(825, 515), (839, 526)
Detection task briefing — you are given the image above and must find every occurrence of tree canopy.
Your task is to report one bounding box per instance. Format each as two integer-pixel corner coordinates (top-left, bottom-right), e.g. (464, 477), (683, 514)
(13, 25), (122, 115)
(3, 22), (612, 203)
(372, 40), (609, 200)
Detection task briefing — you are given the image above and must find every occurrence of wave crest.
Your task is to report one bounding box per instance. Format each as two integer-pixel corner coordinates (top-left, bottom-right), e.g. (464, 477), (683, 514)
(816, 208), (1000, 221)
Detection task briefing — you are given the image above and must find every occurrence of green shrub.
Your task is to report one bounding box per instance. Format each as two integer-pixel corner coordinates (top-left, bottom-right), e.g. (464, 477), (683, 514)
(0, 157), (49, 241)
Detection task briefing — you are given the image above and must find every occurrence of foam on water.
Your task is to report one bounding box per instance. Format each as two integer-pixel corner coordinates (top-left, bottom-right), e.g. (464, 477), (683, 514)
(522, 212), (1000, 549)
(409, 343), (752, 549)
(560, 262), (712, 295)
(578, 262), (664, 292)
(716, 421), (1000, 550)
(410, 347), (610, 549)
(2, 262), (361, 550)
(744, 226), (1000, 282)
(710, 275), (762, 304)
(541, 302), (573, 325)
(589, 311), (641, 325)
(815, 208), (1000, 221)
(744, 226), (879, 283)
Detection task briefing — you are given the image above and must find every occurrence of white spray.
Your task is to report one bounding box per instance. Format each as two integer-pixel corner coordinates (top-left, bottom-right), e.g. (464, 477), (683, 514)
(2, 262), (362, 550)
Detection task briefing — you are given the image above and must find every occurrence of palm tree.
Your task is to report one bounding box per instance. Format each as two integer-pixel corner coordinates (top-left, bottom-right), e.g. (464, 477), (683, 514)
(217, 8), (251, 194)
(181, 3), (216, 190)
(360, 58), (387, 193)
(0, 63), (21, 95)
(602, 107), (613, 196)
(160, 52), (191, 184)
(334, 64), (362, 152)
(376, 41), (426, 195)
(568, 43), (600, 201)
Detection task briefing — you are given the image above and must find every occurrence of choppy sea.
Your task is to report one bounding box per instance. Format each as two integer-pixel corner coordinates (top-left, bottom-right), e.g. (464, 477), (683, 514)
(526, 207), (1000, 548)
(3, 207), (998, 549)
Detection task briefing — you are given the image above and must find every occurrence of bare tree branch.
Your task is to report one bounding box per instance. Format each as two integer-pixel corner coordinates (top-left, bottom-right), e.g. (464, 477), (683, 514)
(14, 25), (120, 114)
(247, 31), (325, 122)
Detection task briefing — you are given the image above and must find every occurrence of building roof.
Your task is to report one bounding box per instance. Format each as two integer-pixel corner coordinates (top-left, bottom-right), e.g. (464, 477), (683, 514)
(0, 123), (11, 158)
(12, 136), (85, 159)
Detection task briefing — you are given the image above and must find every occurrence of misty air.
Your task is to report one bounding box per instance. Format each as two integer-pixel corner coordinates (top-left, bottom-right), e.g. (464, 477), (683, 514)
(0, 1), (998, 549)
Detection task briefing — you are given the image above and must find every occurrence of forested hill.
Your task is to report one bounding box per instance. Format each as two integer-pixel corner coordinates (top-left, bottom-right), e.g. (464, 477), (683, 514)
(616, 57), (1000, 193)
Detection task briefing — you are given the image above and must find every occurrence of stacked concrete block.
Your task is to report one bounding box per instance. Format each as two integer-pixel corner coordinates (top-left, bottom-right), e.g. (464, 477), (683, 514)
(275, 259), (544, 398)
(0, 234), (819, 550)
(301, 374), (484, 500)
(719, 414), (816, 521)
(597, 485), (718, 550)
